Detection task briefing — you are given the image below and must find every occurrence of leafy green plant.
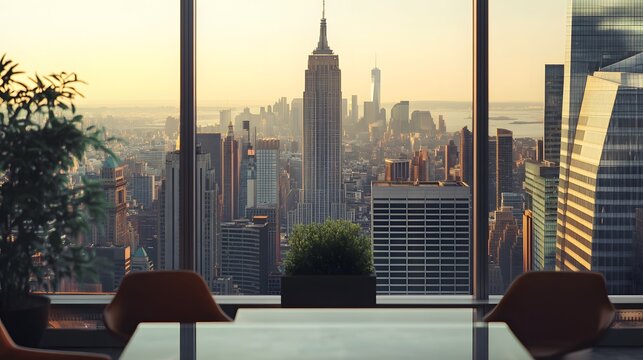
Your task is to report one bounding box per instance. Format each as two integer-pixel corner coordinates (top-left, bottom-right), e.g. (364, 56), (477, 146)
(0, 55), (112, 307)
(285, 220), (374, 276)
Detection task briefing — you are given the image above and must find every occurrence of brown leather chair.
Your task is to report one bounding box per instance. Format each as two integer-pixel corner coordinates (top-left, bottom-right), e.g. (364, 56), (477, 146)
(0, 319), (110, 360)
(484, 271), (615, 359)
(103, 271), (232, 341)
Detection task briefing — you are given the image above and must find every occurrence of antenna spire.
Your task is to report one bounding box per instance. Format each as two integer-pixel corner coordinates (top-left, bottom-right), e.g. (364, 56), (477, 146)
(323, 0), (326, 19)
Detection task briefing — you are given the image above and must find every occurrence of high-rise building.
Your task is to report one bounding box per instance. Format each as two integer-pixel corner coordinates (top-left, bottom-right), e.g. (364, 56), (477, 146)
(523, 210), (533, 272)
(460, 126), (473, 185)
(239, 121), (253, 217)
(131, 247), (153, 272)
(372, 181), (471, 295)
(438, 115), (446, 134)
(246, 206), (280, 271)
(165, 116), (179, 138)
(544, 64), (564, 164)
(291, 98), (303, 138)
(500, 192), (523, 227)
(256, 139), (280, 206)
(371, 65), (381, 114)
(488, 206), (520, 293)
(410, 110), (434, 133)
(411, 150), (430, 182)
(384, 159), (410, 182)
(223, 123), (240, 221)
(557, 1), (643, 294)
(298, 8), (345, 224)
(389, 101), (410, 135)
(557, 53), (643, 294)
(220, 218), (270, 295)
(93, 246), (131, 292)
(634, 209), (643, 293)
(342, 98), (348, 123)
(488, 136), (497, 212)
(129, 174), (155, 209)
(197, 133), (223, 194)
(523, 160), (559, 271)
(100, 157), (128, 246)
(444, 140), (458, 181)
(161, 150), (219, 288)
(496, 129), (513, 210)
(350, 95), (358, 125)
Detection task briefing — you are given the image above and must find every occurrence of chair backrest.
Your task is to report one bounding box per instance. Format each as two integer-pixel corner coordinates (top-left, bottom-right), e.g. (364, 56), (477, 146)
(0, 319), (17, 351)
(103, 271), (231, 340)
(485, 271), (615, 353)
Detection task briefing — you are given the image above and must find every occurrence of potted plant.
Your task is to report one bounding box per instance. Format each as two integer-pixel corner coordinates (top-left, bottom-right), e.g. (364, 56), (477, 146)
(0, 55), (110, 346)
(282, 220), (375, 308)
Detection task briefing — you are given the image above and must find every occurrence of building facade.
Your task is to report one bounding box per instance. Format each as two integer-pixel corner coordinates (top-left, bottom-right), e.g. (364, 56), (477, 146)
(544, 64), (564, 164)
(371, 182), (471, 295)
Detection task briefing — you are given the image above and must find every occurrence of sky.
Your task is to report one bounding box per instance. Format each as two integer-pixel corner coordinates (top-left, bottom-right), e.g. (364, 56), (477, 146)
(3, 0), (567, 106)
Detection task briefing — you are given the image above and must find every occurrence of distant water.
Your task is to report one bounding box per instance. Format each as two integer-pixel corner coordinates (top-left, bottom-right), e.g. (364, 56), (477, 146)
(80, 101), (544, 138)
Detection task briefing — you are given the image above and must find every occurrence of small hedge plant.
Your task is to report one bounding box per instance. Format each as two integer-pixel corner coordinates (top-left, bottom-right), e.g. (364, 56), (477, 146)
(285, 220), (374, 276)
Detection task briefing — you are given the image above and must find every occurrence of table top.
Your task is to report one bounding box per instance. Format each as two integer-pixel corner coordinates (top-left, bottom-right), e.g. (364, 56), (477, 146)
(120, 318), (532, 360)
(234, 308), (476, 324)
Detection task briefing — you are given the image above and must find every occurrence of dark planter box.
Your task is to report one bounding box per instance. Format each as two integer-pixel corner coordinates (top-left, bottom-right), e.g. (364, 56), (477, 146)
(281, 275), (376, 308)
(0, 294), (50, 347)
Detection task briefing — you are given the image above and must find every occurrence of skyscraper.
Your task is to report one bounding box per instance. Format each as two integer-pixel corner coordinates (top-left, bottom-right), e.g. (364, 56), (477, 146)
(496, 129), (513, 210)
(239, 121), (252, 217)
(488, 136), (497, 212)
(460, 126), (473, 185)
(371, 63), (381, 114)
(372, 181), (471, 295)
(444, 140), (458, 181)
(557, 53), (643, 294)
(220, 218), (270, 295)
(196, 133), (222, 194)
(544, 64), (564, 164)
(100, 157), (128, 247)
(557, 1), (643, 293)
(219, 109), (232, 134)
(256, 139), (280, 206)
(523, 160), (558, 271)
(389, 101), (409, 135)
(223, 123), (240, 221)
(411, 150), (430, 182)
(350, 95), (358, 124)
(161, 150), (219, 288)
(300, 5), (345, 224)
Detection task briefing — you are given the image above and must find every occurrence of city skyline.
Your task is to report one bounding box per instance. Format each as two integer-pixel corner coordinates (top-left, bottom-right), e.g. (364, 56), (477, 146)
(4, 0), (566, 106)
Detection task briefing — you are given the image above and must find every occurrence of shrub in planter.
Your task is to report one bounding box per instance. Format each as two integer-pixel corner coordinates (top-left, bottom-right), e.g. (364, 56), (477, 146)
(282, 220), (375, 307)
(0, 55), (111, 346)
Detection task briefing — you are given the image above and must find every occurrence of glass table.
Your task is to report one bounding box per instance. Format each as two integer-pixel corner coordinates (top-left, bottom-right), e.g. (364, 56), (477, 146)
(120, 316), (532, 359)
(234, 308), (477, 324)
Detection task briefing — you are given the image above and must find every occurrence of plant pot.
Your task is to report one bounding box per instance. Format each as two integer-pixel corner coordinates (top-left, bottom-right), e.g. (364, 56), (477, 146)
(0, 294), (50, 347)
(281, 275), (376, 308)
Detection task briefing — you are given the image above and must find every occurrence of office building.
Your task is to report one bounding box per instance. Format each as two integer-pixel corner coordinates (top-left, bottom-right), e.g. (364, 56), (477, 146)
(219, 109), (232, 134)
(246, 206), (280, 270)
(223, 123), (240, 221)
(100, 157), (128, 247)
(411, 150), (430, 182)
(297, 9), (345, 225)
(220, 218), (270, 295)
(372, 181), (471, 295)
(239, 121), (253, 216)
(438, 115), (446, 134)
(523, 161), (558, 271)
(488, 136), (497, 211)
(544, 64), (564, 164)
(496, 129), (513, 210)
(161, 150), (219, 288)
(93, 246), (131, 292)
(196, 133), (223, 194)
(488, 206), (520, 293)
(501, 192), (523, 227)
(557, 53), (643, 294)
(410, 110), (434, 133)
(129, 174), (155, 209)
(256, 139), (280, 206)
(384, 159), (410, 182)
(389, 101), (410, 135)
(444, 140), (458, 181)
(460, 126), (473, 185)
(350, 95), (358, 125)
(371, 65), (381, 114)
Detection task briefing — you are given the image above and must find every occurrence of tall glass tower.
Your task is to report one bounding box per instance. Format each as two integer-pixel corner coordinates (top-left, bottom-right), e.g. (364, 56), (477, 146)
(557, 0), (643, 294)
(301, 4), (345, 223)
(371, 64), (381, 114)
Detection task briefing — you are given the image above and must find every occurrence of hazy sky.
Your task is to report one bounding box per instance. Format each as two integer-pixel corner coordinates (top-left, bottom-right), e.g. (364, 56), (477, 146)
(4, 0), (566, 106)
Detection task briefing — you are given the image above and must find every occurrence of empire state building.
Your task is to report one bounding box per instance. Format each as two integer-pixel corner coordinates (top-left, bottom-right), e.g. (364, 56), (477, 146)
(300, 4), (345, 224)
